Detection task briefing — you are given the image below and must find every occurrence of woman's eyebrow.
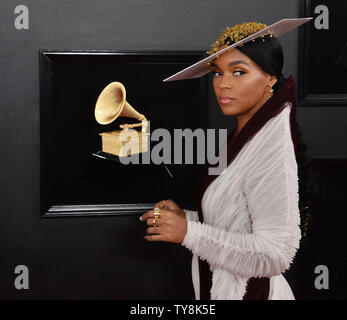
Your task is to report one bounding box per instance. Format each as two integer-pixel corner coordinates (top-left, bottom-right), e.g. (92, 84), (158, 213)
(209, 60), (250, 68)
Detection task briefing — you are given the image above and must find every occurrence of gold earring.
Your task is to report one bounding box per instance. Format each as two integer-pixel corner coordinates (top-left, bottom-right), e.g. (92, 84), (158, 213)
(267, 85), (273, 97)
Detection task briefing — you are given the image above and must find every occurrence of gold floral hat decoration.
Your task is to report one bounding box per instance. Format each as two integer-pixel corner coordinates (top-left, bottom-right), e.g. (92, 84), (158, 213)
(206, 22), (272, 56)
(163, 18), (312, 82)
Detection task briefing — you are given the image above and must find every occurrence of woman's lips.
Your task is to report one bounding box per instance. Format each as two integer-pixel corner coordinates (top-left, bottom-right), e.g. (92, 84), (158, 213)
(219, 96), (235, 104)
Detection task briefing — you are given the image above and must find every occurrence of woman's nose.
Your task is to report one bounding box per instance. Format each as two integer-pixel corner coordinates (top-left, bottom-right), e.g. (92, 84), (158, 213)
(218, 75), (231, 90)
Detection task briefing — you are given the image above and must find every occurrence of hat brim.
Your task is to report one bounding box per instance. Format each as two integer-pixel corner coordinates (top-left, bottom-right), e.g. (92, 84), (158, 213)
(163, 17), (312, 82)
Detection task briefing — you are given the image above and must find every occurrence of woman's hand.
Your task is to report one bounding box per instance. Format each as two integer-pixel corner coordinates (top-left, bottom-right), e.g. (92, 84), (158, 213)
(140, 199), (187, 244)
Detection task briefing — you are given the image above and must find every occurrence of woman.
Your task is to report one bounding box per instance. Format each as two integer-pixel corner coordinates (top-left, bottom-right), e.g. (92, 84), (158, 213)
(140, 20), (312, 300)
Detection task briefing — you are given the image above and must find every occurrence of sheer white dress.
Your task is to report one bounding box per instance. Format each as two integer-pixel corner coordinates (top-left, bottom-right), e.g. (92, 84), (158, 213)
(182, 102), (301, 300)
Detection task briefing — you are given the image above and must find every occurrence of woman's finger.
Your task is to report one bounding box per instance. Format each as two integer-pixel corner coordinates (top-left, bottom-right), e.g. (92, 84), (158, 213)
(140, 209), (169, 222)
(145, 234), (165, 242)
(146, 226), (163, 235)
(154, 199), (180, 212)
(140, 210), (157, 221)
(146, 217), (165, 227)
(153, 199), (167, 210)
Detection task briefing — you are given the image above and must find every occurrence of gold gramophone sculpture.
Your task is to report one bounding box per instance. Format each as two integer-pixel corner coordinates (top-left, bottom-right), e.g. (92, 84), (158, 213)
(94, 82), (149, 157)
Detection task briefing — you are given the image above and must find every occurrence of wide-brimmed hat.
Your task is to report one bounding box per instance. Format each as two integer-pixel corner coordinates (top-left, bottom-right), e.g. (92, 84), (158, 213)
(163, 17), (312, 82)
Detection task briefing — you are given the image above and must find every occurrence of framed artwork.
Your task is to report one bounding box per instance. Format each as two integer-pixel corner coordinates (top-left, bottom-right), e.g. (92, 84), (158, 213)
(40, 50), (208, 217)
(299, 0), (347, 106)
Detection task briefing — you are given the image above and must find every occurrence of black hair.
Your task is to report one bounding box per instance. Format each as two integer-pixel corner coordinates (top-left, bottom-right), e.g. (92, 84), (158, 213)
(235, 35), (286, 91)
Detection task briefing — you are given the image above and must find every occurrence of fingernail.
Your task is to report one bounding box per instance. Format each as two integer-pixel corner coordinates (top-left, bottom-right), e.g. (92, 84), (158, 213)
(144, 236), (147, 239)
(139, 216), (142, 221)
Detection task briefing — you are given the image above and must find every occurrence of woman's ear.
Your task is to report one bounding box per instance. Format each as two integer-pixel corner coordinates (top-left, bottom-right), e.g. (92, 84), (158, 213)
(269, 75), (278, 87)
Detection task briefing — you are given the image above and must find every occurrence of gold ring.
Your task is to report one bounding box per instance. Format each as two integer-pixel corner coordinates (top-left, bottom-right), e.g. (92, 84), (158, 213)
(154, 207), (161, 216)
(153, 216), (158, 227)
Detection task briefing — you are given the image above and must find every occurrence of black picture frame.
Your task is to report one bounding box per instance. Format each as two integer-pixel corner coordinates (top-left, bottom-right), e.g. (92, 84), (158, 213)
(39, 50), (208, 217)
(298, 0), (347, 107)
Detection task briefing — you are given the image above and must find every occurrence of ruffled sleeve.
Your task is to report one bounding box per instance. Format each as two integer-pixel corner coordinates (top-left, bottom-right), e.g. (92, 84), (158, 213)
(183, 209), (199, 222)
(181, 109), (301, 278)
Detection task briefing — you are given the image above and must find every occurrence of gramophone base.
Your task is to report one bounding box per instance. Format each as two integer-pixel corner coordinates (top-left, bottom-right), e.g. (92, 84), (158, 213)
(99, 130), (149, 157)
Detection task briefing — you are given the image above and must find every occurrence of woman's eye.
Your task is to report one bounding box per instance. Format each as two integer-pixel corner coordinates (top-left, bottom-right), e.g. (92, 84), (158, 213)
(211, 71), (222, 77)
(233, 70), (245, 76)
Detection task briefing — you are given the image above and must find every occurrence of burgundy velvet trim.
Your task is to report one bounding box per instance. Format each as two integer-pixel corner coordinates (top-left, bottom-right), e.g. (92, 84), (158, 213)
(196, 76), (297, 300)
(243, 277), (270, 300)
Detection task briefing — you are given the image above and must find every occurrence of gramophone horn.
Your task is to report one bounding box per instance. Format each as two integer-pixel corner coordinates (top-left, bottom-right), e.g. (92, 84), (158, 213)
(94, 82), (145, 125)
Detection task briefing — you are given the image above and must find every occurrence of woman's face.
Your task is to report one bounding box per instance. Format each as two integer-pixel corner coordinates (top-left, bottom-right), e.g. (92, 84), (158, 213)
(210, 48), (277, 118)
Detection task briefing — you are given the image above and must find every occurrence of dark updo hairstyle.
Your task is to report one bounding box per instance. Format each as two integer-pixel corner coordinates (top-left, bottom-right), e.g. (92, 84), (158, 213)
(236, 35), (286, 91)
(224, 35), (322, 245)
